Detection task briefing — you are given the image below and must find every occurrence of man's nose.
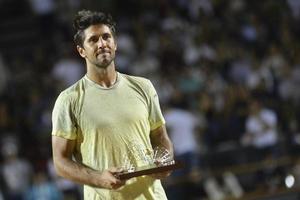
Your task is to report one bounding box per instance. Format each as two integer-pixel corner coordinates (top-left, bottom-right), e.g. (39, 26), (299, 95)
(98, 38), (106, 48)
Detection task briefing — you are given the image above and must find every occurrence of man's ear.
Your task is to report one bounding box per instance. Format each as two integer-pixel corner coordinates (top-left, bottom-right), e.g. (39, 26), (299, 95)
(77, 45), (86, 58)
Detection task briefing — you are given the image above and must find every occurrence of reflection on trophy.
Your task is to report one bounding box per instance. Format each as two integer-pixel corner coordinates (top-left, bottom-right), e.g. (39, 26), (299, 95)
(117, 141), (183, 180)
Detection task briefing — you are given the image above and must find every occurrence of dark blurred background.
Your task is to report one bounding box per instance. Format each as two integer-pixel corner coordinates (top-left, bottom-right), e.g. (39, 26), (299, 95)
(1, 0), (300, 199)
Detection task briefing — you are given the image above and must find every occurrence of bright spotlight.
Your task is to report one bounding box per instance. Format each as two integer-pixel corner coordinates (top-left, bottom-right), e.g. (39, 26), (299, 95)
(285, 174), (295, 188)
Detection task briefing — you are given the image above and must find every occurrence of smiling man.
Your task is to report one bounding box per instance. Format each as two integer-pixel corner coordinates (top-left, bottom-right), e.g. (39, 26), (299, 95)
(51, 10), (174, 200)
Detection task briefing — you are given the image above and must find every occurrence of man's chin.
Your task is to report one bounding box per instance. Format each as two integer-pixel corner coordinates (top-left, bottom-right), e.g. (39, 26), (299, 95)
(95, 64), (109, 69)
(95, 60), (112, 69)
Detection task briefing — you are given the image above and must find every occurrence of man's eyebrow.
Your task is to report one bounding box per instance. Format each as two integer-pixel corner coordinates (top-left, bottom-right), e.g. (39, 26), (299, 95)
(87, 32), (110, 38)
(86, 34), (98, 41)
(102, 31), (112, 35)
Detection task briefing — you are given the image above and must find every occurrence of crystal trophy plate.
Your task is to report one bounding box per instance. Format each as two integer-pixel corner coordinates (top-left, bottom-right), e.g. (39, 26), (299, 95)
(117, 160), (184, 180)
(116, 144), (184, 180)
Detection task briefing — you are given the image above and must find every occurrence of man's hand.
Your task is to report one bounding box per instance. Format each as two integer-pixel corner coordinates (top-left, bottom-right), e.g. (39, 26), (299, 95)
(150, 170), (172, 179)
(149, 160), (173, 179)
(95, 167), (126, 189)
(94, 167), (125, 190)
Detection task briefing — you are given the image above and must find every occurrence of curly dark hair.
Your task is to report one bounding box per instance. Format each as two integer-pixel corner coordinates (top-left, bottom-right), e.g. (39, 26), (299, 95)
(73, 10), (116, 47)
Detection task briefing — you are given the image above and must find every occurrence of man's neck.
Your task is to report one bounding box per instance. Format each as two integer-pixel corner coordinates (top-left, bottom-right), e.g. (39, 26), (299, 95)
(86, 64), (118, 88)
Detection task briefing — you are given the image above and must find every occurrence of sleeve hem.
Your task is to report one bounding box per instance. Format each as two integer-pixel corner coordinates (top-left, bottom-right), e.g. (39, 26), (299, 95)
(150, 120), (165, 131)
(52, 130), (77, 140)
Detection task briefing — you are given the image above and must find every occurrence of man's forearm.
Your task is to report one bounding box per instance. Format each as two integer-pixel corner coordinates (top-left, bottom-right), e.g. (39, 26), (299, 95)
(52, 136), (123, 189)
(150, 125), (174, 159)
(54, 156), (99, 187)
(149, 125), (174, 179)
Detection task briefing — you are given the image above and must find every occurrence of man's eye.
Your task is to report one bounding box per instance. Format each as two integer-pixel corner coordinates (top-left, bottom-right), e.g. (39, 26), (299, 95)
(90, 37), (98, 43)
(103, 34), (110, 40)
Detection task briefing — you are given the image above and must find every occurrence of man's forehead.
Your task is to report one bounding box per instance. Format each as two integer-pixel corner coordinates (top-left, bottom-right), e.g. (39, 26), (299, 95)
(84, 24), (112, 36)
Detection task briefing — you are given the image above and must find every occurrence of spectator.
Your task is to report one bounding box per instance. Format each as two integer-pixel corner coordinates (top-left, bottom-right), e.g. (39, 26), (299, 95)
(51, 45), (85, 90)
(0, 135), (33, 200)
(165, 95), (201, 176)
(241, 98), (278, 158)
(164, 92), (201, 200)
(24, 170), (63, 200)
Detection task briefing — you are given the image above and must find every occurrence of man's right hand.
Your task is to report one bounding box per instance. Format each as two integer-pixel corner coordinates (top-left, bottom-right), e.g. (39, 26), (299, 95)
(95, 167), (126, 189)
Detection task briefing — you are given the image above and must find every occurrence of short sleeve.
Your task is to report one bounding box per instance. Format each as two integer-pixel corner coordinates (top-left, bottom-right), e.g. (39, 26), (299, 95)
(52, 92), (78, 140)
(147, 80), (165, 130)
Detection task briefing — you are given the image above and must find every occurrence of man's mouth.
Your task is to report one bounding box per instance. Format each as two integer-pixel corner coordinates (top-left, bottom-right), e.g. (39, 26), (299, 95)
(96, 51), (107, 57)
(97, 49), (110, 55)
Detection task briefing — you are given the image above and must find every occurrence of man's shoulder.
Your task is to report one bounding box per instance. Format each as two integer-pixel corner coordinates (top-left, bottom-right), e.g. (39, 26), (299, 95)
(120, 73), (151, 87)
(56, 77), (85, 101)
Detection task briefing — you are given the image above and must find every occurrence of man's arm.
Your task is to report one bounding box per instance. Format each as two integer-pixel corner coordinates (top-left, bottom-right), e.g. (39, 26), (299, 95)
(150, 125), (174, 179)
(150, 125), (174, 158)
(52, 136), (124, 189)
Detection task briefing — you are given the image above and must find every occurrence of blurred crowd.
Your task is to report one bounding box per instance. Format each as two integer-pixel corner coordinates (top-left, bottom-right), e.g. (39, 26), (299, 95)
(1, 0), (300, 199)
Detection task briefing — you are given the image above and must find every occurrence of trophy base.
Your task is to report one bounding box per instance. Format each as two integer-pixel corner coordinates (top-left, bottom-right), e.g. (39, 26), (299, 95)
(117, 161), (184, 180)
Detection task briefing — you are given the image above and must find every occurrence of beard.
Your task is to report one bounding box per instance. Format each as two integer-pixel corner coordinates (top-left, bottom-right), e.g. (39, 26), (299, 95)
(90, 53), (115, 69)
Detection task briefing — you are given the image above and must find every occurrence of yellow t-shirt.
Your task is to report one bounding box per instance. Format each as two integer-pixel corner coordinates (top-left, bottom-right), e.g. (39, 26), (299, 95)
(52, 72), (168, 200)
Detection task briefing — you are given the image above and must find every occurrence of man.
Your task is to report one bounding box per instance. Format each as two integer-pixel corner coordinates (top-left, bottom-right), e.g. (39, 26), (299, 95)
(51, 10), (174, 200)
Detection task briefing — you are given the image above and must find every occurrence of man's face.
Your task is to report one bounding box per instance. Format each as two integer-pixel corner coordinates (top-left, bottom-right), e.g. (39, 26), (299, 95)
(77, 24), (117, 68)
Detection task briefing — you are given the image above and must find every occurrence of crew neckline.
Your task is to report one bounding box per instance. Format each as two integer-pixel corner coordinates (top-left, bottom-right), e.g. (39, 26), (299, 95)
(84, 72), (121, 90)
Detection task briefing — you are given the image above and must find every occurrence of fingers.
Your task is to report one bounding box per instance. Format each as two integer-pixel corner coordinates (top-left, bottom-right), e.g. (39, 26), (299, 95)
(111, 179), (126, 189)
(109, 167), (124, 182)
(109, 167), (125, 179)
(109, 167), (124, 174)
(150, 170), (172, 179)
(107, 167), (126, 189)
(104, 176), (124, 190)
